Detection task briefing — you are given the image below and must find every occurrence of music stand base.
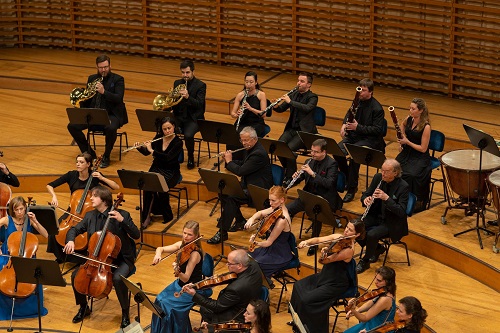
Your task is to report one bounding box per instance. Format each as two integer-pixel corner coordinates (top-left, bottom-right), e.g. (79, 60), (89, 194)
(454, 227), (495, 249)
(136, 242), (156, 256)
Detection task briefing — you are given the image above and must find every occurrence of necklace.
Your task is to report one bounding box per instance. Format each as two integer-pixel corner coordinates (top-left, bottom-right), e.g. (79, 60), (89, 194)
(14, 220), (25, 226)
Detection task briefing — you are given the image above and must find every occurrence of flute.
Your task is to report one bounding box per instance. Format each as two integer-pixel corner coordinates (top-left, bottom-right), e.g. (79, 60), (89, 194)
(360, 180), (383, 221)
(122, 133), (176, 153)
(210, 146), (247, 159)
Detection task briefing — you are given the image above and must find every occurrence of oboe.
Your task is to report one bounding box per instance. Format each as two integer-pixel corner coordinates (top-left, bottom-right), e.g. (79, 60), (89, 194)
(285, 159), (312, 191)
(360, 180), (383, 221)
(235, 89), (249, 132)
(258, 86), (298, 116)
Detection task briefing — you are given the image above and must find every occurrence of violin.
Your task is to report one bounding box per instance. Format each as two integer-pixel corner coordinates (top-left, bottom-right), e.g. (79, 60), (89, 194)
(0, 198), (38, 298)
(73, 193), (123, 299)
(367, 321), (406, 333)
(249, 207), (283, 252)
(319, 235), (355, 264)
(174, 272), (237, 298)
(194, 321), (252, 332)
(151, 236), (203, 267)
(55, 155), (103, 251)
(0, 182), (12, 219)
(345, 286), (388, 312)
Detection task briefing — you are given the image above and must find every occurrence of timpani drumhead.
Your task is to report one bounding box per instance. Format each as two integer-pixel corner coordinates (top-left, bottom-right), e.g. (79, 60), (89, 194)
(440, 149), (500, 171)
(488, 170), (500, 211)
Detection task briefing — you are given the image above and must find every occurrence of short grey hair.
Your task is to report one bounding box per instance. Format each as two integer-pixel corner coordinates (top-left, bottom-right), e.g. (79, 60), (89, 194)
(240, 126), (257, 139)
(231, 249), (250, 267)
(385, 158), (402, 178)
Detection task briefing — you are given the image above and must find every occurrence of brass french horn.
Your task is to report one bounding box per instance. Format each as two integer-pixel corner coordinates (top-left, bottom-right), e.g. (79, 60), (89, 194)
(153, 81), (187, 111)
(70, 76), (103, 107)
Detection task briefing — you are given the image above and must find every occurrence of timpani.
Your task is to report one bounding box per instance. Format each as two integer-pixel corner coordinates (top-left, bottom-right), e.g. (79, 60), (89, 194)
(487, 170), (500, 253)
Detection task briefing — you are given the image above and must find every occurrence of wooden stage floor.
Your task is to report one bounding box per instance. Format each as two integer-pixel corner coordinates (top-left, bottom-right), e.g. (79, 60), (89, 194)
(0, 48), (499, 332)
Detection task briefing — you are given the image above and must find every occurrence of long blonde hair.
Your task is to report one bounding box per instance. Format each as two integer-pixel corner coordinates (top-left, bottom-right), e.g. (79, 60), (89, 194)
(403, 97), (430, 132)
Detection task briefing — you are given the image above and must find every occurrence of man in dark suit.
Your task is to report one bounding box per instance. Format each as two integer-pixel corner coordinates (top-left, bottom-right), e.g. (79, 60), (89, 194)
(356, 159), (409, 274)
(273, 72), (318, 180)
(336, 78), (386, 202)
(185, 249), (262, 324)
(285, 139), (342, 256)
(172, 59), (206, 169)
(207, 126), (273, 244)
(64, 186), (140, 328)
(68, 54), (128, 168)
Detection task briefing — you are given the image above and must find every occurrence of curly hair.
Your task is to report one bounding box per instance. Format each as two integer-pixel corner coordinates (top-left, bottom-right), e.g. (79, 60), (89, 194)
(249, 299), (271, 333)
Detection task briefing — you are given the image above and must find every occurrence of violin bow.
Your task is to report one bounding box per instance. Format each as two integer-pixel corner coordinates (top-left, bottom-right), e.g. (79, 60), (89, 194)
(302, 234), (356, 247)
(151, 235), (203, 266)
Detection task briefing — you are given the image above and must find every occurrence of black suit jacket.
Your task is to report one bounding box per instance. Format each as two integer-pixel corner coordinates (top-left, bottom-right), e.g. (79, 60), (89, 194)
(66, 208), (140, 270)
(274, 90), (318, 133)
(361, 173), (409, 242)
(80, 72), (128, 126)
(192, 261), (262, 323)
(172, 77), (206, 121)
(226, 142), (273, 190)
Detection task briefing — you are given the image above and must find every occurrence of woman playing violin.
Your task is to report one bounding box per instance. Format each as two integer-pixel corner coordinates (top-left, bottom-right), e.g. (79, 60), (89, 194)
(151, 220), (207, 333)
(289, 219), (365, 333)
(387, 296), (427, 333)
(244, 185), (292, 282)
(46, 152), (119, 262)
(344, 266), (397, 333)
(0, 196), (48, 320)
(243, 299), (271, 333)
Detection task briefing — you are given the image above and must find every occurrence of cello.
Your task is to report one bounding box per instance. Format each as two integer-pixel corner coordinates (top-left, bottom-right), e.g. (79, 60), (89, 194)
(73, 193), (123, 299)
(0, 198), (38, 298)
(0, 182), (12, 219)
(55, 155), (103, 250)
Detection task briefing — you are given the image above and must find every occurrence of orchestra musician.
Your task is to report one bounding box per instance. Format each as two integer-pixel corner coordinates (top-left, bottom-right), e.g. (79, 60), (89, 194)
(150, 220), (208, 333)
(273, 72), (319, 180)
(171, 59), (206, 170)
(356, 159), (409, 274)
(182, 249), (262, 324)
(134, 116), (183, 228)
(46, 152), (119, 262)
(0, 196), (49, 320)
(385, 296), (428, 333)
(395, 98), (431, 213)
(67, 54), (128, 168)
(336, 78), (386, 203)
(284, 138), (342, 256)
(243, 299), (272, 333)
(244, 185), (292, 284)
(344, 266), (397, 333)
(63, 186), (140, 328)
(207, 127), (273, 244)
(0, 162), (20, 187)
(289, 219), (365, 333)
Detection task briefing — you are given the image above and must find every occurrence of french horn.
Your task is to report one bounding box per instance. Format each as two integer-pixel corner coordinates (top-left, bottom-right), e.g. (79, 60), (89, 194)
(70, 76), (103, 107)
(153, 82), (187, 111)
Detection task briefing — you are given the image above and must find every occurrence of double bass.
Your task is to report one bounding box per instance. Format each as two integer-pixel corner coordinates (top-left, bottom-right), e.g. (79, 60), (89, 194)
(0, 198), (37, 298)
(73, 193), (123, 299)
(55, 155), (103, 250)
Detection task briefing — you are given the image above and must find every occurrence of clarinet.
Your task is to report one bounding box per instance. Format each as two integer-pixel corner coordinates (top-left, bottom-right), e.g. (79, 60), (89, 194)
(285, 159), (312, 192)
(360, 180), (383, 221)
(235, 89), (248, 132)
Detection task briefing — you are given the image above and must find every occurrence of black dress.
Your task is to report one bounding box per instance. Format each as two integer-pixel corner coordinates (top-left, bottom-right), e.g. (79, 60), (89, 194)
(234, 91), (266, 138)
(396, 118), (431, 207)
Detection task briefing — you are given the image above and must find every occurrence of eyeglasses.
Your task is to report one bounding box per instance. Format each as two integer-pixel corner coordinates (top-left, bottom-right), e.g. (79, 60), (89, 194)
(227, 262), (239, 266)
(98, 65), (109, 70)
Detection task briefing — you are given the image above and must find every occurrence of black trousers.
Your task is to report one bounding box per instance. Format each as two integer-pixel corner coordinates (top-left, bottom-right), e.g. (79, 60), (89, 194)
(287, 197), (326, 238)
(216, 193), (250, 231)
(178, 119), (199, 159)
(67, 114), (120, 157)
(355, 215), (389, 260)
(278, 129), (304, 179)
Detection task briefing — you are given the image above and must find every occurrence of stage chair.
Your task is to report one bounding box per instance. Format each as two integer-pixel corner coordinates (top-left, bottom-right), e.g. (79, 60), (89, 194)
(191, 253), (215, 316)
(88, 128), (129, 161)
(263, 124), (271, 137)
(260, 285), (270, 304)
(169, 174), (189, 219)
(272, 232), (300, 313)
(271, 164), (285, 186)
(427, 130), (446, 209)
(330, 258), (358, 332)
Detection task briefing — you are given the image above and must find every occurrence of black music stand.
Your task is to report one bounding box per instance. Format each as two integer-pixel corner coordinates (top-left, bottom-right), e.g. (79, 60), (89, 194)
(258, 138), (296, 161)
(298, 189), (338, 274)
(121, 275), (165, 331)
(118, 170), (169, 257)
(199, 168), (245, 267)
(67, 108), (110, 153)
(454, 124), (499, 248)
(247, 184), (271, 212)
(28, 205), (59, 236)
(11, 257), (67, 333)
(135, 109), (175, 132)
(345, 143), (386, 190)
(298, 132), (345, 158)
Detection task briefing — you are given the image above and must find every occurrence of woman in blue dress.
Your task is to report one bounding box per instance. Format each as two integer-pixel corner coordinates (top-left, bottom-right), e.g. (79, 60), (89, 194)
(150, 220), (209, 333)
(0, 196), (49, 320)
(344, 266), (397, 333)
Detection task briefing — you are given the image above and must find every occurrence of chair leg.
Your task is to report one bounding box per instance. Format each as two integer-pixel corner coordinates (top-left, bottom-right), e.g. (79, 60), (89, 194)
(119, 134), (123, 161)
(299, 213), (306, 239)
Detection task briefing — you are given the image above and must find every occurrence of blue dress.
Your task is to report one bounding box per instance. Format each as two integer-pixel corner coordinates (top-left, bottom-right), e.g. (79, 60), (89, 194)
(0, 216), (48, 320)
(252, 229), (293, 277)
(344, 297), (396, 333)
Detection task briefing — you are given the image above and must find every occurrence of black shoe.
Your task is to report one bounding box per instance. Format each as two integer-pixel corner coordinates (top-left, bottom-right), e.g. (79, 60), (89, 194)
(368, 247), (386, 263)
(356, 259), (370, 274)
(343, 187), (358, 203)
(307, 246), (317, 256)
(187, 157), (195, 170)
(72, 305), (91, 323)
(488, 220), (499, 227)
(207, 231), (228, 244)
(120, 309), (130, 328)
(162, 213), (174, 224)
(99, 156), (110, 168)
(228, 221), (246, 232)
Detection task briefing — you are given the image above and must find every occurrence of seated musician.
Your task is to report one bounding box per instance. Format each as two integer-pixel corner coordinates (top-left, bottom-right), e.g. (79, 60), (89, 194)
(150, 220), (209, 333)
(0, 196), (49, 320)
(67, 54), (128, 168)
(344, 266), (397, 333)
(134, 116), (183, 228)
(182, 249), (262, 325)
(356, 159), (409, 274)
(243, 299), (272, 333)
(46, 152), (119, 263)
(285, 138), (342, 256)
(63, 186), (140, 329)
(244, 185), (292, 283)
(273, 72), (318, 181)
(375, 296), (427, 333)
(289, 219), (365, 333)
(395, 98), (431, 213)
(207, 127), (273, 244)
(0, 162), (20, 187)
